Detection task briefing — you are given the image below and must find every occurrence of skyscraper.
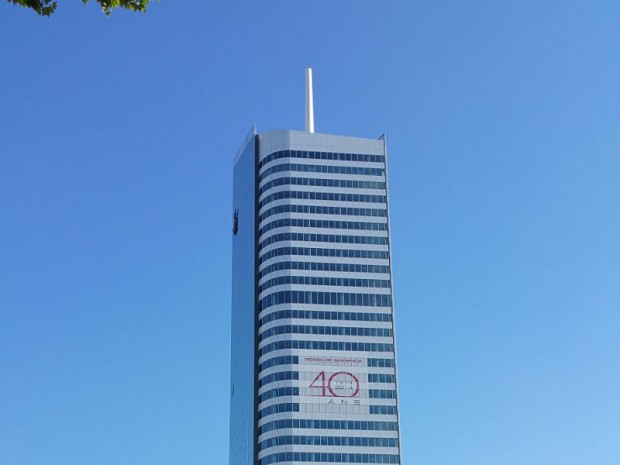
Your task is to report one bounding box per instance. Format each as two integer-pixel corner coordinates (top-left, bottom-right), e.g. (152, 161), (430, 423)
(230, 69), (401, 465)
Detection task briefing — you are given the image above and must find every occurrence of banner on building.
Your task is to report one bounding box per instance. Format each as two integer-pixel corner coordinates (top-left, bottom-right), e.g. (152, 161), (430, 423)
(298, 355), (367, 414)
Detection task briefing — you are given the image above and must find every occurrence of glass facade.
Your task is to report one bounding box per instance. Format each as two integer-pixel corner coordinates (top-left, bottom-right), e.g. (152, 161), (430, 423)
(231, 130), (401, 465)
(230, 128), (258, 465)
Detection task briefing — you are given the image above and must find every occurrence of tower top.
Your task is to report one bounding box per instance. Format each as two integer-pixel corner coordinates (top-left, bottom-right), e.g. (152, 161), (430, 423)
(305, 68), (314, 133)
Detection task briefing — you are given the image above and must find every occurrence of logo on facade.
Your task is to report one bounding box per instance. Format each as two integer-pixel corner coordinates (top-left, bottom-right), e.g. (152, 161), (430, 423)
(232, 208), (239, 235)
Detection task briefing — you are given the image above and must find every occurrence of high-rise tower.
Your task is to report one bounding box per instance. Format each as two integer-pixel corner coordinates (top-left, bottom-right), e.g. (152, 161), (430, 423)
(230, 70), (401, 465)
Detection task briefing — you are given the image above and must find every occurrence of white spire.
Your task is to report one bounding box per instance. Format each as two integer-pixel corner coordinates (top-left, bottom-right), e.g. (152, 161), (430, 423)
(305, 68), (314, 133)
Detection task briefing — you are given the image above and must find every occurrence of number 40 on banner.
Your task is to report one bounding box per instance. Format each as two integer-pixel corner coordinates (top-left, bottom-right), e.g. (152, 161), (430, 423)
(309, 371), (360, 398)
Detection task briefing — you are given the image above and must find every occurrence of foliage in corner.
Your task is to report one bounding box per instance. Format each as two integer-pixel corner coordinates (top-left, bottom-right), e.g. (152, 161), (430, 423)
(7, 0), (57, 15)
(7, 0), (150, 16)
(83, 0), (150, 16)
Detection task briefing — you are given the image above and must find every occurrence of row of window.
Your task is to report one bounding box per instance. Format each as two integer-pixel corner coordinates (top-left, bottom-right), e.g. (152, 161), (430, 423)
(367, 358), (396, 368)
(259, 355), (299, 371)
(260, 340), (394, 357)
(259, 232), (388, 252)
(259, 246), (389, 266)
(367, 373), (396, 383)
(259, 402), (300, 419)
(259, 177), (386, 196)
(258, 367), (396, 388)
(259, 261), (390, 280)
(260, 190), (386, 210)
(259, 310), (392, 329)
(258, 360), (396, 383)
(259, 370), (299, 388)
(368, 389), (397, 399)
(260, 163), (384, 182)
(369, 405), (398, 415)
(260, 275), (391, 293)
(259, 150), (385, 169)
(260, 324), (393, 343)
(260, 291), (393, 311)
(260, 204), (387, 223)
(258, 387), (396, 405)
(259, 418), (399, 435)
(259, 386), (300, 404)
(258, 355), (396, 373)
(259, 452), (399, 464)
(260, 218), (388, 237)
(259, 434), (398, 451)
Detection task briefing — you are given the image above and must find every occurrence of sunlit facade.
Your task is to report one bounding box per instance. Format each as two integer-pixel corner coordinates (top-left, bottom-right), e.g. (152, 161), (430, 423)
(230, 128), (401, 465)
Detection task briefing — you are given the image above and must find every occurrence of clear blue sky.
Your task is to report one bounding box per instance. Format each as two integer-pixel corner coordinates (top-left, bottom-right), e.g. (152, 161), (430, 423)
(1, 1), (619, 464)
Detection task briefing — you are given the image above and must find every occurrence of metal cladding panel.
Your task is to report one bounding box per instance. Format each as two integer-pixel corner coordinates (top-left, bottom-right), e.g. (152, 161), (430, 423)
(258, 130), (385, 160)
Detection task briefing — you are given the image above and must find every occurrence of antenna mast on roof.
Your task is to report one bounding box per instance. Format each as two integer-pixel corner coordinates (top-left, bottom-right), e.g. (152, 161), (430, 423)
(305, 68), (315, 133)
